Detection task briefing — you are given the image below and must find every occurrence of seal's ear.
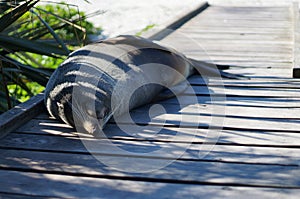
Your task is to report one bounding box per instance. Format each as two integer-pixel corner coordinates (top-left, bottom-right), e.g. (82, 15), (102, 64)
(153, 81), (189, 102)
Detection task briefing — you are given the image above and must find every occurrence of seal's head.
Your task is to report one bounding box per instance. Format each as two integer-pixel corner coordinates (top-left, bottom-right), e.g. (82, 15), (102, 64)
(44, 59), (114, 136)
(70, 89), (112, 136)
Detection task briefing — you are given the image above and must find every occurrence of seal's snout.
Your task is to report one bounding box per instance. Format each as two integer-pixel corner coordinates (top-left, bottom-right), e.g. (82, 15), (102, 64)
(96, 107), (110, 120)
(77, 103), (111, 135)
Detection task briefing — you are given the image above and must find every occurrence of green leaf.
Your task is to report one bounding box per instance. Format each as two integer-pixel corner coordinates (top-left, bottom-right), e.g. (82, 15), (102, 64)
(30, 9), (70, 54)
(0, 34), (69, 56)
(3, 71), (33, 95)
(1, 57), (52, 86)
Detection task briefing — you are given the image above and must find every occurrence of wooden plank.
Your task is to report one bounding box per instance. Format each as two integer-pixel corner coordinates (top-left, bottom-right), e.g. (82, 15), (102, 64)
(180, 36), (291, 45)
(16, 102), (300, 132)
(27, 102), (300, 122)
(180, 26), (292, 34)
(208, 0), (295, 8)
(14, 118), (300, 148)
(3, 129), (300, 165)
(188, 10), (291, 19)
(163, 35), (292, 48)
(0, 93), (45, 139)
(222, 68), (292, 78)
(189, 76), (300, 88)
(175, 38), (292, 45)
(183, 54), (292, 62)
(188, 59), (292, 65)
(183, 27), (290, 35)
(131, 103), (300, 119)
(185, 50), (291, 59)
(185, 85), (300, 97)
(208, 6), (291, 14)
(164, 95), (300, 108)
(177, 31), (292, 41)
(188, 17), (292, 22)
(194, 10), (291, 19)
(114, 112), (300, 132)
(188, 21), (292, 29)
(182, 18), (291, 30)
(0, 170), (299, 199)
(0, 145), (300, 187)
(192, 61), (292, 68)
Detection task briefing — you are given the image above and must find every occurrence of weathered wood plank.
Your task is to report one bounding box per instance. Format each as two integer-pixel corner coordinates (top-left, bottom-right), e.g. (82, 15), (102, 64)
(28, 102), (300, 122)
(187, 22), (292, 29)
(184, 54), (292, 62)
(0, 170), (299, 199)
(208, 6), (291, 14)
(186, 51), (291, 61)
(196, 61), (292, 68)
(185, 85), (300, 97)
(2, 132), (300, 165)
(0, 93), (45, 139)
(177, 47), (291, 59)
(14, 118), (300, 148)
(189, 76), (300, 88)
(0, 145), (300, 187)
(208, 0), (294, 8)
(180, 27), (292, 34)
(164, 95), (300, 108)
(163, 35), (292, 49)
(219, 68), (291, 78)
(132, 103), (300, 119)
(18, 104), (300, 132)
(115, 112), (300, 132)
(164, 34), (292, 44)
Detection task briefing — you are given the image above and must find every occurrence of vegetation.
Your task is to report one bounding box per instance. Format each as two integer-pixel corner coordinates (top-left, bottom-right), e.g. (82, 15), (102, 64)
(136, 24), (156, 36)
(0, 0), (102, 113)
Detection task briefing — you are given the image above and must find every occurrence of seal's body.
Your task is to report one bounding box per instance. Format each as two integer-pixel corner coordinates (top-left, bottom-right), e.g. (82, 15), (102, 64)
(45, 35), (227, 135)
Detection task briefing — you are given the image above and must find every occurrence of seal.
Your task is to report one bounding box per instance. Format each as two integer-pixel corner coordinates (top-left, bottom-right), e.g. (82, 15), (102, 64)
(44, 35), (235, 135)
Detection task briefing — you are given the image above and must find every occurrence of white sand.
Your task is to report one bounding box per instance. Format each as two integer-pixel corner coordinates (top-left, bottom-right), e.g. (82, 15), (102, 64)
(40, 0), (204, 37)
(40, 0), (300, 38)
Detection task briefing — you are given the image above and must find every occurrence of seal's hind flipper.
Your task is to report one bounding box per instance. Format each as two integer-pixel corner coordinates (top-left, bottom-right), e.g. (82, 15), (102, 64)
(215, 64), (230, 70)
(220, 71), (250, 80)
(188, 58), (230, 70)
(153, 81), (189, 102)
(188, 58), (249, 80)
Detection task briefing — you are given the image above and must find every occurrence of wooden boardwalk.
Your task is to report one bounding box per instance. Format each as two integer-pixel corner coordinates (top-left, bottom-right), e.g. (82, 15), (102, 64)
(1, 3), (300, 198)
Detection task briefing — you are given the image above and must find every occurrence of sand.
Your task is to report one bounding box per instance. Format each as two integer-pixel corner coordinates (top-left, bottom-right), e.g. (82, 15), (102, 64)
(40, 0), (204, 37)
(39, 0), (300, 38)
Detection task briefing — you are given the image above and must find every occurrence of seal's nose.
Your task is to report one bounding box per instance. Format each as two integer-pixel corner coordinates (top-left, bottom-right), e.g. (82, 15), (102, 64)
(96, 107), (109, 120)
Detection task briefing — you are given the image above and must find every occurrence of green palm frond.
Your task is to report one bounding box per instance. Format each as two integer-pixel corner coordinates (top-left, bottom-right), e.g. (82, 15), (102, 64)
(0, 0), (102, 113)
(0, 0), (39, 32)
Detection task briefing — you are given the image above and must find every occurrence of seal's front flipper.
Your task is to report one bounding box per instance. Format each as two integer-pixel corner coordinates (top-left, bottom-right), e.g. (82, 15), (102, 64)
(153, 81), (189, 102)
